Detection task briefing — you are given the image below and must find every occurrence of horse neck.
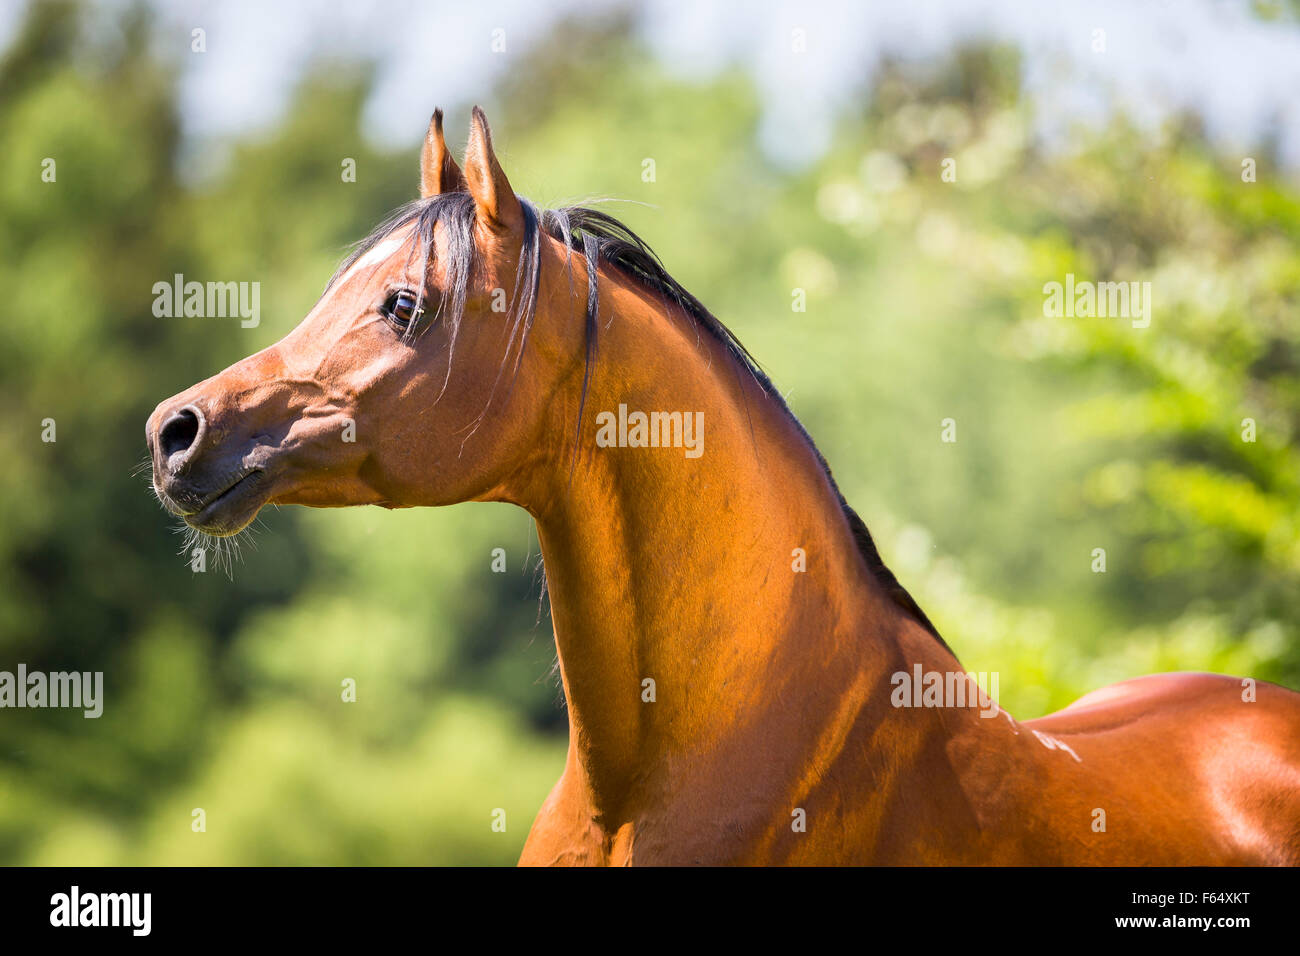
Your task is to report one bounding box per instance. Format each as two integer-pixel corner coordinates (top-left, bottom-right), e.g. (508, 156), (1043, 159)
(519, 254), (956, 820)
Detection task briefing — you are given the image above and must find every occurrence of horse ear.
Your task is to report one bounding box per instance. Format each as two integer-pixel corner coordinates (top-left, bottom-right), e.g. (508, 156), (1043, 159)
(463, 106), (523, 233)
(420, 108), (466, 198)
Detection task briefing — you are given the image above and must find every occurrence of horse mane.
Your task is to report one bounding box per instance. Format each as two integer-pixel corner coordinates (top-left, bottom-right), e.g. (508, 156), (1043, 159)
(329, 192), (952, 656)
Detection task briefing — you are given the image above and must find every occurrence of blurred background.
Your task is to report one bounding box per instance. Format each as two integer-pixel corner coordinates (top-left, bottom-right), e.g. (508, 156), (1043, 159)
(1, 0), (1298, 864)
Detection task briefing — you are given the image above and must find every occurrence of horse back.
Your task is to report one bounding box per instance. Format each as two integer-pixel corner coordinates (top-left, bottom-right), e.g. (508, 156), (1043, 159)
(1016, 672), (1300, 864)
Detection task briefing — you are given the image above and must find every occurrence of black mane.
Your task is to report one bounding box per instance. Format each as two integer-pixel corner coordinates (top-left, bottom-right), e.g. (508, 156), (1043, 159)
(329, 192), (951, 655)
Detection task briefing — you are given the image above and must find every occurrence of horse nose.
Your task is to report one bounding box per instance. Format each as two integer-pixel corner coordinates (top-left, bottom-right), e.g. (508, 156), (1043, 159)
(154, 404), (206, 473)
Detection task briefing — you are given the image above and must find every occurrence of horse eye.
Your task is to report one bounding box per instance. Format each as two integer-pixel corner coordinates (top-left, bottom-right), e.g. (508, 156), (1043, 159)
(384, 291), (421, 330)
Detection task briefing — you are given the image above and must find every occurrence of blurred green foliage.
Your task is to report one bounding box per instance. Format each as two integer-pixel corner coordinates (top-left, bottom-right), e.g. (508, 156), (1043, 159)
(0, 4), (1296, 864)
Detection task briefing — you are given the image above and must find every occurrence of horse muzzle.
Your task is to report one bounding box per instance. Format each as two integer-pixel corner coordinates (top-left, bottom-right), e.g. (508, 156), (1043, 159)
(147, 401), (273, 535)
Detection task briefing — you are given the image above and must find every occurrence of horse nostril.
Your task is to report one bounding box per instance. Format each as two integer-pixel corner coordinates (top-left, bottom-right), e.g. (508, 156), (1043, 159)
(158, 407), (201, 461)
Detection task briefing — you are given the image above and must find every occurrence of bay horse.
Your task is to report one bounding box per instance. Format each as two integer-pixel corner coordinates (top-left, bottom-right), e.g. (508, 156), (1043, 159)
(146, 108), (1300, 865)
